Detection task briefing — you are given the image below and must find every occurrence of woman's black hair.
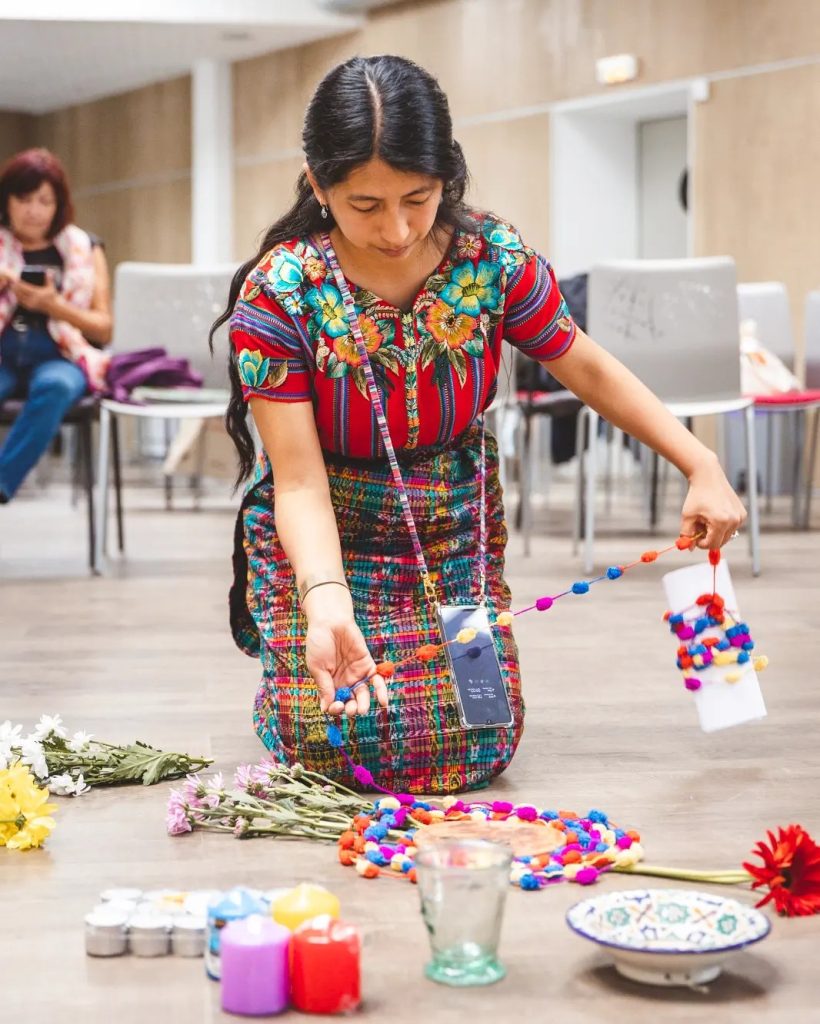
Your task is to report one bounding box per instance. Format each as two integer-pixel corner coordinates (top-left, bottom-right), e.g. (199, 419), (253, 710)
(210, 54), (473, 484)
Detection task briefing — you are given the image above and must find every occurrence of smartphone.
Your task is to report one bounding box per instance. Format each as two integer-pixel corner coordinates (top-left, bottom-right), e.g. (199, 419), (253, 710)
(436, 604), (514, 729)
(20, 266), (47, 286)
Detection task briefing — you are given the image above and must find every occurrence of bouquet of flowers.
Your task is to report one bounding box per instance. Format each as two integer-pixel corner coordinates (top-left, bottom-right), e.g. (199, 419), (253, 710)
(0, 761), (57, 851)
(1, 715), (213, 797)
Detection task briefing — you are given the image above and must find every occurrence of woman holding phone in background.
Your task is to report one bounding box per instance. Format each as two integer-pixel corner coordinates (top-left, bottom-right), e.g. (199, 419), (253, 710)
(0, 148), (112, 503)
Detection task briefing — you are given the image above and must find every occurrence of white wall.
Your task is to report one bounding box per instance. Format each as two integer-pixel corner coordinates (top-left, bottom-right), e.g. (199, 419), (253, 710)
(551, 111), (639, 278)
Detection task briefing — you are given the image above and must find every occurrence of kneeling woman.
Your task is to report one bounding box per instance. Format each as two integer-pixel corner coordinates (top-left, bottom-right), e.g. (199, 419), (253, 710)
(218, 56), (745, 794)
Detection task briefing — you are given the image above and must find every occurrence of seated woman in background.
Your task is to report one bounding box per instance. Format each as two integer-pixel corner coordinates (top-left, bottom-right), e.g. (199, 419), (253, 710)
(0, 147), (112, 503)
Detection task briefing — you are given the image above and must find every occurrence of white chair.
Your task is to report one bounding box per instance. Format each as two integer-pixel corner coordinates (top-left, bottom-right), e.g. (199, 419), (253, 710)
(579, 256), (760, 575)
(737, 282), (820, 528)
(94, 262), (237, 572)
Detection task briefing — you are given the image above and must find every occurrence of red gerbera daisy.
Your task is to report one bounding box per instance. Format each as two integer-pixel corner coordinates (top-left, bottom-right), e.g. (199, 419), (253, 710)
(742, 824), (820, 916)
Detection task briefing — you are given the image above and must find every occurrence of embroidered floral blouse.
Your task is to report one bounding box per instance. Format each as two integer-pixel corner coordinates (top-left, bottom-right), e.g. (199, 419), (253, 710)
(230, 213), (575, 458)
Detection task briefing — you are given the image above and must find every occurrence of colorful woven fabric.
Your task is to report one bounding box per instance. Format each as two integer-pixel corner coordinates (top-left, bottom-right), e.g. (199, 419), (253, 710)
(230, 422), (523, 795)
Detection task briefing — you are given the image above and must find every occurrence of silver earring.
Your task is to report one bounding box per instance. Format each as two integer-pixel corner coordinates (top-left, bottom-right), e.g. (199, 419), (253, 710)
(320, 204), (328, 220)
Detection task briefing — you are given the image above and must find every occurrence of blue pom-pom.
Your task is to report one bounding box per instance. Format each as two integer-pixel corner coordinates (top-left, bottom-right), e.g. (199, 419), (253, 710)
(595, 841), (609, 852)
(400, 860), (412, 874)
(365, 850), (387, 866)
(519, 873), (541, 891)
(694, 617), (710, 633)
(518, 855), (532, 864)
(669, 614), (684, 625)
(614, 829), (625, 839)
(572, 581), (590, 595)
(412, 801), (432, 811)
(334, 686), (354, 703)
(379, 814), (397, 829)
(606, 566), (623, 580)
(587, 809), (608, 824)
(737, 651), (750, 664)
(738, 622), (750, 634)
(326, 724), (343, 748)
(364, 824), (388, 841)
(467, 646), (481, 660)
(742, 640), (755, 651)
(716, 640), (731, 651)
(540, 810), (558, 820)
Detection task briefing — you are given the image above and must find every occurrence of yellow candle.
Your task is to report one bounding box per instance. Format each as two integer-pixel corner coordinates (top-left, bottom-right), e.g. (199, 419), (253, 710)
(270, 884), (341, 932)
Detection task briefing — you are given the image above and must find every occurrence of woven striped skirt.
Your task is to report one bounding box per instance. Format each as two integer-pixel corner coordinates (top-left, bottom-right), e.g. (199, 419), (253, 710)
(229, 421), (524, 795)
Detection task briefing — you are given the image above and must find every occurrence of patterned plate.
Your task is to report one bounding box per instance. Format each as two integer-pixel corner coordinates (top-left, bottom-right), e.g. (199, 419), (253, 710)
(566, 888), (771, 987)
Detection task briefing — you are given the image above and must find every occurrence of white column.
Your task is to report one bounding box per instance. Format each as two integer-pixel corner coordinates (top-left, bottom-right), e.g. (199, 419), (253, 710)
(191, 58), (233, 265)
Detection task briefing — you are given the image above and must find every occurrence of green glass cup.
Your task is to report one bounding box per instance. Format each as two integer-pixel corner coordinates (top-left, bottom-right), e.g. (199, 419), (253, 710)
(415, 839), (513, 986)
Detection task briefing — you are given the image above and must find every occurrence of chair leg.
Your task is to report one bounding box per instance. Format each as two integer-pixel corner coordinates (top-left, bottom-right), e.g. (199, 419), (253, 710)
(520, 413), (533, 557)
(583, 409), (599, 574)
(765, 414), (774, 514)
(743, 405), (761, 576)
(111, 415), (125, 552)
(649, 450), (660, 531)
(93, 406), (112, 574)
(572, 407), (587, 555)
(804, 408), (820, 529)
(791, 409), (806, 529)
(80, 418), (95, 573)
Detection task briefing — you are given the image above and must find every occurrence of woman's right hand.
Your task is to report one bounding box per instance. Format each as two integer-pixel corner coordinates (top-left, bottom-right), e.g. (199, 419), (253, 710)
(0, 266), (17, 291)
(304, 602), (388, 718)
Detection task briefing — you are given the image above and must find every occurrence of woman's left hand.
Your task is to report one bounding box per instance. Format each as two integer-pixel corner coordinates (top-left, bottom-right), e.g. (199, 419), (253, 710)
(680, 451), (747, 549)
(11, 276), (59, 316)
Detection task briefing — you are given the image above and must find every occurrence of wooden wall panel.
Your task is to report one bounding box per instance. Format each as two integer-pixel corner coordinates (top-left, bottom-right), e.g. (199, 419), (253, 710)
(693, 64), (820, 371)
(233, 157), (305, 261)
(0, 112), (35, 164)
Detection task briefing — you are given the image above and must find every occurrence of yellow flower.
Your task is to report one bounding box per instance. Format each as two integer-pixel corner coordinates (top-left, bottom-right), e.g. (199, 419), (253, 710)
(331, 314), (382, 367)
(0, 764), (58, 851)
(425, 299), (478, 350)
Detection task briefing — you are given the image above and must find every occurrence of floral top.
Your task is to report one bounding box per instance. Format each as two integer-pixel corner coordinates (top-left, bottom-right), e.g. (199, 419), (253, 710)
(230, 213), (575, 458)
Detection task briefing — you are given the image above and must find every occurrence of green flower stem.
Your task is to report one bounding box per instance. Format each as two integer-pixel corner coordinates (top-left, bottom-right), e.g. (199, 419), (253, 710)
(613, 864), (753, 886)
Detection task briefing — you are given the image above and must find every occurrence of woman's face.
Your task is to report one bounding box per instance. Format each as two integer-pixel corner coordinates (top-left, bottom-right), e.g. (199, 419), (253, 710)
(318, 158), (444, 262)
(7, 180), (58, 244)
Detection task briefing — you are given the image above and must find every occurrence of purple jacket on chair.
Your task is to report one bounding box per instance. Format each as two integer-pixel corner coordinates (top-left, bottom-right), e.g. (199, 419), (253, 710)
(105, 347), (204, 403)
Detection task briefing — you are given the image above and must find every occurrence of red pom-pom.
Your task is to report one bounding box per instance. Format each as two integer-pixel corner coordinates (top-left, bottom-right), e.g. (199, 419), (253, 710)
(640, 550), (658, 562)
(696, 593), (713, 606)
(676, 536), (695, 551)
(375, 660), (395, 678)
(416, 644), (440, 662)
(663, 610), (672, 621)
(709, 549), (721, 565)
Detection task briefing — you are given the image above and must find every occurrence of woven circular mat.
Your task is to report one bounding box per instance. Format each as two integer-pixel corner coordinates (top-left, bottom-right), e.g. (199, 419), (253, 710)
(413, 818), (565, 857)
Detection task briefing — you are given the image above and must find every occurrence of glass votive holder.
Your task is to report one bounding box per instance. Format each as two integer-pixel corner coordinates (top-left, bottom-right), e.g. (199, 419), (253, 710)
(415, 839), (512, 987)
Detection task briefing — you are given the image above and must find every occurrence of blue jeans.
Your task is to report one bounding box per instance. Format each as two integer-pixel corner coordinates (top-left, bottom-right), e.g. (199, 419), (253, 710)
(0, 323), (88, 499)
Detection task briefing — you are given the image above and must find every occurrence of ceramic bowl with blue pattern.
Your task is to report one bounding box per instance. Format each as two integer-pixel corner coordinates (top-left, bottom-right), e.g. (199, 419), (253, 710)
(566, 887), (771, 987)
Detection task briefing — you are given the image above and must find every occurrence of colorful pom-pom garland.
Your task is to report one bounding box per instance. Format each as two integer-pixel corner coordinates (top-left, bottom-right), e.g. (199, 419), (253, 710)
(337, 798), (643, 891)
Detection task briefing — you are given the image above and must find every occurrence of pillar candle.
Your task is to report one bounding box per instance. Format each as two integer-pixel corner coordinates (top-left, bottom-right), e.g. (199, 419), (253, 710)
(220, 915), (290, 1017)
(270, 883), (340, 932)
(290, 916), (361, 1015)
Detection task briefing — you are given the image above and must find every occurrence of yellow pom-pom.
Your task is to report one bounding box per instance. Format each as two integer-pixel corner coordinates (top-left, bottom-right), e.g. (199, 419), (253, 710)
(390, 854), (406, 872)
(495, 611), (514, 628)
(753, 655), (769, 672)
(442, 795), (458, 809)
(563, 863), (580, 881)
(713, 651), (735, 666)
(378, 796), (400, 811)
(355, 858), (380, 879)
(455, 627), (477, 645)
(470, 811), (487, 823)
(692, 654), (704, 668)
(600, 828), (616, 846)
(429, 809), (445, 820)
(364, 841), (379, 853)
(404, 845), (417, 857)
(725, 671), (742, 683)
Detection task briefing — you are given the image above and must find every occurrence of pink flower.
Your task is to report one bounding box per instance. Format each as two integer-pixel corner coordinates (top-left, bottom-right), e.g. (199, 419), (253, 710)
(166, 789), (193, 836)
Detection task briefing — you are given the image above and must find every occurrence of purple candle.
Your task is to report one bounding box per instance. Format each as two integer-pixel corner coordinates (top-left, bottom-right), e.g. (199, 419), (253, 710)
(220, 915), (290, 1016)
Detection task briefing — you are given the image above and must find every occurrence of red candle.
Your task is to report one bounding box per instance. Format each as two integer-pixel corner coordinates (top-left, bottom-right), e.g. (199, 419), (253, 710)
(290, 916), (361, 1014)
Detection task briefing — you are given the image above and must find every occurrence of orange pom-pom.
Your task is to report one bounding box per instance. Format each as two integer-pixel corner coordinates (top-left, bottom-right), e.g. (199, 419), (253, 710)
(412, 809), (433, 825)
(375, 660), (395, 678)
(663, 610), (672, 621)
(627, 829), (641, 841)
(339, 830), (356, 849)
(676, 536), (695, 550)
(416, 644), (440, 662)
(353, 836), (366, 853)
(407, 868), (418, 884)
(564, 830), (578, 844)
(563, 850), (582, 864)
(708, 549), (721, 565)
(640, 550), (658, 562)
(558, 809), (577, 819)
(338, 848), (357, 866)
(353, 815), (372, 833)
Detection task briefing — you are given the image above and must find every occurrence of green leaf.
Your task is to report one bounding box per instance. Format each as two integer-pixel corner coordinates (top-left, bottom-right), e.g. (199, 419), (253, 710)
(244, 285), (262, 303)
(420, 337), (443, 370)
(266, 360), (288, 388)
(448, 347), (468, 386)
(462, 336), (485, 358)
(426, 273), (449, 293)
(352, 368), (369, 399)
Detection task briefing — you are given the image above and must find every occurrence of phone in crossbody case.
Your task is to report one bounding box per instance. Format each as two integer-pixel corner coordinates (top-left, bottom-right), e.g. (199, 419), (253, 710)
(436, 604), (513, 729)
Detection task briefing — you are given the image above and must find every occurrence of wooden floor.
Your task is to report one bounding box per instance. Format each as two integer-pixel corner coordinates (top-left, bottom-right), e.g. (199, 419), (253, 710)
(1, 475), (819, 1024)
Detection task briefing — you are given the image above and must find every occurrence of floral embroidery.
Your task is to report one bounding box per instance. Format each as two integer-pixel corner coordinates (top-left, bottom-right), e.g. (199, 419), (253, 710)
(483, 220), (529, 271)
(267, 249), (304, 295)
(439, 261), (501, 317)
(306, 282), (349, 339)
(237, 348), (288, 390)
(425, 300), (478, 351)
(304, 255), (327, 285)
(456, 233), (482, 260)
